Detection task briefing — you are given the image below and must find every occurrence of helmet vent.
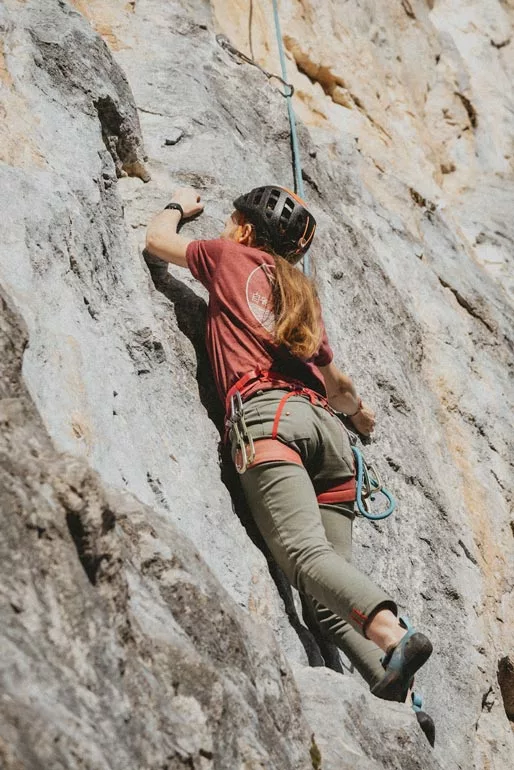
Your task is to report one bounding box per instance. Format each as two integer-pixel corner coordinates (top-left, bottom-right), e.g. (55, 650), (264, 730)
(267, 189), (281, 210)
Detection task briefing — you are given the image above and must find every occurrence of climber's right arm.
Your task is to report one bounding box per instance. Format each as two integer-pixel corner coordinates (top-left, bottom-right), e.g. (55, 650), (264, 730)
(145, 187), (204, 268)
(146, 209), (191, 267)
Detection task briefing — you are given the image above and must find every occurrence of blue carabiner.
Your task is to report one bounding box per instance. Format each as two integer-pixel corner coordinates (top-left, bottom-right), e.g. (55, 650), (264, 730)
(352, 446), (396, 521)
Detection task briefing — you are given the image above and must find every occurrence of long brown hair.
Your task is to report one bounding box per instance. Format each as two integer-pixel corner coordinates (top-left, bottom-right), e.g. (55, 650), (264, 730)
(271, 254), (322, 359)
(236, 215), (322, 359)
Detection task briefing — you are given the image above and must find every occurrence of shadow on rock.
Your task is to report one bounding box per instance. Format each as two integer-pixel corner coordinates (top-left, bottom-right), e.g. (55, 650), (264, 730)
(144, 252), (344, 670)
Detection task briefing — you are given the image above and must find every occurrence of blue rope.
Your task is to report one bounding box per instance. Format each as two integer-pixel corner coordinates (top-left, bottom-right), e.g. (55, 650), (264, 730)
(352, 446), (396, 521)
(271, 0), (310, 276)
(271, 4), (395, 517)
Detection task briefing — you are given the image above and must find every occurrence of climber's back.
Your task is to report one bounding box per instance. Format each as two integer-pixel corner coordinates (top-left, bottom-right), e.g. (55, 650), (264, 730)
(185, 236), (332, 403)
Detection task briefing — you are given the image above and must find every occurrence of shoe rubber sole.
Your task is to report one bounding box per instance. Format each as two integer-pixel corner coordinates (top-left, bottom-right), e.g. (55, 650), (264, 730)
(371, 631), (433, 702)
(415, 710), (436, 747)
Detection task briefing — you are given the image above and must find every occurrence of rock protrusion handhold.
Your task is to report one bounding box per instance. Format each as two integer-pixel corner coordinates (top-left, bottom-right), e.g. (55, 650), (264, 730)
(23, 0), (150, 181)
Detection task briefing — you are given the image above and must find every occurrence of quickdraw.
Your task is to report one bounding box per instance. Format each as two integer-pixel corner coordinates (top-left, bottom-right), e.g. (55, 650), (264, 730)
(227, 390), (255, 474)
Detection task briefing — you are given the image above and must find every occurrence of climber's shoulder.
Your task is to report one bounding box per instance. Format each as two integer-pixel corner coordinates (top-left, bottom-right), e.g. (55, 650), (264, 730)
(186, 239), (268, 290)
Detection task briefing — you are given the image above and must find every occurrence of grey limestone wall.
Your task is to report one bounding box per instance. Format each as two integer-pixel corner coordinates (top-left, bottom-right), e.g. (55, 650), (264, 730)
(0, 1), (513, 768)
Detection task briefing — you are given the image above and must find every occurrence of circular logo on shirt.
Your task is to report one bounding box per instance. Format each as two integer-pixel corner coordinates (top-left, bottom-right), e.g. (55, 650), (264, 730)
(246, 263), (276, 333)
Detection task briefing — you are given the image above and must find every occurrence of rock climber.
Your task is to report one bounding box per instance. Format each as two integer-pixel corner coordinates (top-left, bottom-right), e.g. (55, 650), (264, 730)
(145, 185), (435, 744)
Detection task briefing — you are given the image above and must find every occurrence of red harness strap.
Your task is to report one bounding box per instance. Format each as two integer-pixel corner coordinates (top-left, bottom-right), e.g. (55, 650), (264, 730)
(272, 390), (298, 439)
(227, 370), (356, 503)
(225, 369), (325, 417)
(317, 479), (356, 504)
(225, 369), (263, 414)
(234, 438), (303, 470)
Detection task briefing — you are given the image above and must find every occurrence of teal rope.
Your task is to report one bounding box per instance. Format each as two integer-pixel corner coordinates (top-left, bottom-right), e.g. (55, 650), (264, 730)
(352, 446), (396, 521)
(271, 0), (310, 276)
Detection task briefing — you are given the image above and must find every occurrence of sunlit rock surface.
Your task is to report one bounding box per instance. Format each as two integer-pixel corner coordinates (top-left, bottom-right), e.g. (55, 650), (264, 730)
(0, 1), (513, 768)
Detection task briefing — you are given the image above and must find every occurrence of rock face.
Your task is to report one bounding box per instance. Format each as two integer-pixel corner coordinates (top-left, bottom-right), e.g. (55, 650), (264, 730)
(0, 1), (513, 769)
(0, 289), (313, 769)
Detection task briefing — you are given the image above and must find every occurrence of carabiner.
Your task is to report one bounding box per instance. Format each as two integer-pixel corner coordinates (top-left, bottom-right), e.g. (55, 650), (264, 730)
(229, 391), (255, 474)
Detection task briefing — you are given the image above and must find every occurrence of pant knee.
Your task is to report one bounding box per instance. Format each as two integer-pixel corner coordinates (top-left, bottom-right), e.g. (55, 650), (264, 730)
(292, 542), (337, 590)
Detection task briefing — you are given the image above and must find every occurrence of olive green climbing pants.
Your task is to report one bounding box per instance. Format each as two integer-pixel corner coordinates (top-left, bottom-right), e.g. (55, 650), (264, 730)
(232, 389), (397, 689)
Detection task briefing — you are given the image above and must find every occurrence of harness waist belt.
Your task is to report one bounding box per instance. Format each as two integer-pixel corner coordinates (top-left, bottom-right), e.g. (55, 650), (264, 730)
(225, 368), (329, 417)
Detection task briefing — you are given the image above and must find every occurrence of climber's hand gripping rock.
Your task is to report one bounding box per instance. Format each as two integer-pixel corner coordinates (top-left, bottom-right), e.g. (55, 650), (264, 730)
(320, 362), (375, 436)
(169, 186), (204, 218)
(349, 403), (375, 436)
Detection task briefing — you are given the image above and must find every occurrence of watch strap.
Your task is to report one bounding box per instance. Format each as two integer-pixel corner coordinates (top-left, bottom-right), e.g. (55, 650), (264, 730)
(164, 202), (184, 218)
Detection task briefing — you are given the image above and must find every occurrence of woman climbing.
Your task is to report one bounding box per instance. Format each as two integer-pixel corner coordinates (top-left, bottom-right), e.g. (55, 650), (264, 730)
(146, 185), (434, 744)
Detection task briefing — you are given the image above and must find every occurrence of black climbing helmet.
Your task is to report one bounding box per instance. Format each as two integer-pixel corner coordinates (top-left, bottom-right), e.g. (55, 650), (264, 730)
(233, 185), (316, 263)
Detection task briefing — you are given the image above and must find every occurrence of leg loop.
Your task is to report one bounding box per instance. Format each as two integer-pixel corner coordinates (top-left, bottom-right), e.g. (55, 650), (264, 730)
(234, 438), (303, 471)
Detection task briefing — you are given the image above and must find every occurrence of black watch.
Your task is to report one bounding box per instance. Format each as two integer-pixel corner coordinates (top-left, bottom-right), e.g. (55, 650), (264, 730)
(164, 202), (184, 219)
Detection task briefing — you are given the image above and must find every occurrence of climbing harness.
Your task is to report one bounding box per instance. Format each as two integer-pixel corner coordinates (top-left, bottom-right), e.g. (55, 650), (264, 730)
(225, 370), (396, 520)
(216, 35), (294, 98)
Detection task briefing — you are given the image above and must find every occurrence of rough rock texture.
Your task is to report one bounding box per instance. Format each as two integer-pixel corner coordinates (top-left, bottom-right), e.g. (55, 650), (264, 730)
(0, 1), (513, 769)
(0, 289), (313, 769)
(294, 666), (442, 770)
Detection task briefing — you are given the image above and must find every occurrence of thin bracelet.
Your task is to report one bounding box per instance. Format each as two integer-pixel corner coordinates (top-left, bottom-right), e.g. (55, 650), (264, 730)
(347, 398), (363, 418)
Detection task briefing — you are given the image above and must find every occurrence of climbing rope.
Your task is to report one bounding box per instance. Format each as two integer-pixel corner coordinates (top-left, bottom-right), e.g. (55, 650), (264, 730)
(352, 446), (396, 521)
(218, 13), (398, 518)
(271, 0), (310, 276)
(217, 3), (310, 274)
(248, 0), (255, 59)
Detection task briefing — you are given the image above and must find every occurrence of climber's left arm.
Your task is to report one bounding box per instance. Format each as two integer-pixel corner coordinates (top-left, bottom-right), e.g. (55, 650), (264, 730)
(145, 187), (203, 268)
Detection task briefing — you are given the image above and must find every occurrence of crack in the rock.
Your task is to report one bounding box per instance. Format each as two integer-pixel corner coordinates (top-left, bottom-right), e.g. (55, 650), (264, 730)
(301, 169), (321, 195)
(455, 92), (478, 129)
(438, 277), (496, 333)
(481, 684), (495, 712)
(491, 38), (511, 49)
(498, 656), (514, 721)
(401, 0), (416, 19)
(458, 538), (479, 566)
(138, 106), (172, 117)
(409, 187), (436, 212)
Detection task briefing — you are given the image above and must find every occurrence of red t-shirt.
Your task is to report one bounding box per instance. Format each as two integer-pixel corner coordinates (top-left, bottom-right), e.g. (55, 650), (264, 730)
(186, 238), (333, 403)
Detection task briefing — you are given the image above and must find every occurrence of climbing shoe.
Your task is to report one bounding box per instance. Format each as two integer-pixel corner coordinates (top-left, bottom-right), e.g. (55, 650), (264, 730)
(371, 617), (433, 702)
(411, 692), (436, 747)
